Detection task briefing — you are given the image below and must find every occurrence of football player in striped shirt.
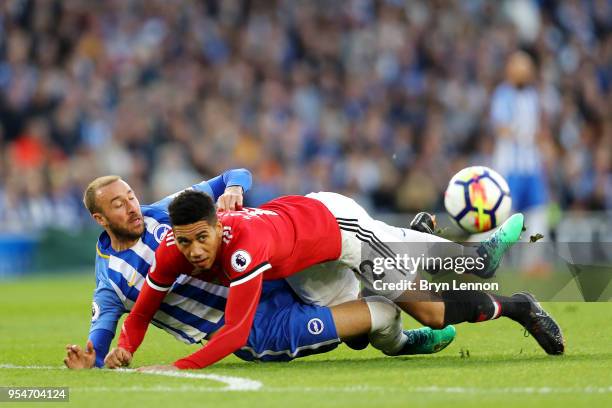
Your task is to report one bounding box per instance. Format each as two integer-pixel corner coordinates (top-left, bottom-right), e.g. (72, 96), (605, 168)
(65, 169), (252, 368)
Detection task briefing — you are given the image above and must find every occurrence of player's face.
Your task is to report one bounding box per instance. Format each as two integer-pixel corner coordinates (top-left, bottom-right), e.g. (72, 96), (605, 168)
(93, 180), (144, 241)
(173, 220), (223, 271)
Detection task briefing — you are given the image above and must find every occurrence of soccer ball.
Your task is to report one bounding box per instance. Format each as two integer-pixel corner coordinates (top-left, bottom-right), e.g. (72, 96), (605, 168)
(444, 166), (512, 233)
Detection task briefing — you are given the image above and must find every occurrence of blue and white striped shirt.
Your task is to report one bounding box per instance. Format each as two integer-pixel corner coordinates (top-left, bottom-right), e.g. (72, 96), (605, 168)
(89, 169), (252, 367)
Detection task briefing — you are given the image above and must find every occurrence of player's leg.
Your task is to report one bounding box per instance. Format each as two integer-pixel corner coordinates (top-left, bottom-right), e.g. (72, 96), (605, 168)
(308, 191), (474, 260)
(332, 296), (455, 356)
(307, 191), (523, 279)
(367, 212), (542, 335)
(374, 211), (525, 278)
(285, 258), (453, 355)
(285, 266), (456, 356)
(396, 288), (525, 328)
(285, 263), (405, 353)
(306, 192), (562, 354)
(234, 280), (455, 362)
(394, 288), (564, 355)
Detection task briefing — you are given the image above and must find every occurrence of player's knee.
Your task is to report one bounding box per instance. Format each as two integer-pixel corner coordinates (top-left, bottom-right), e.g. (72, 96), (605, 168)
(365, 296), (405, 355)
(364, 296), (401, 332)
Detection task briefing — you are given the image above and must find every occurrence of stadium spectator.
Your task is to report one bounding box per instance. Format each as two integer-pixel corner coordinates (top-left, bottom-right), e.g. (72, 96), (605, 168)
(0, 0), (610, 234)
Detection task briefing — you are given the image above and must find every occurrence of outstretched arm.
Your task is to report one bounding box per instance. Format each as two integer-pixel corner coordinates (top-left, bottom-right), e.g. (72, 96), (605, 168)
(106, 236), (184, 368)
(173, 272), (264, 369)
(149, 168), (253, 211)
(105, 276), (168, 368)
(65, 279), (124, 369)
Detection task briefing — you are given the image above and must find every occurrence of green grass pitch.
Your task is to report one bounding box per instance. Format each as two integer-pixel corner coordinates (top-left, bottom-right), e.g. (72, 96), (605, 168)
(0, 273), (610, 408)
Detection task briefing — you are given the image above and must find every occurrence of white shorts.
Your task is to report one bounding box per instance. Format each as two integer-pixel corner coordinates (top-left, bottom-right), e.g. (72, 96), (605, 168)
(285, 261), (361, 307)
(288, 192), (461, 302)
(287, 192), (440, 301)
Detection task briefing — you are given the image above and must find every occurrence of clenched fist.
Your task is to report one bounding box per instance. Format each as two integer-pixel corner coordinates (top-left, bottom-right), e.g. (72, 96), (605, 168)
(216, 186), (244, 211)
(104, 347), (133, 369)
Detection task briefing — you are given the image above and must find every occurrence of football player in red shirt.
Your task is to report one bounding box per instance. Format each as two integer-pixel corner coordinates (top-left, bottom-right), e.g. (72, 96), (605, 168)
(108, 190), (563, 369)
(110, 192), (367, 369)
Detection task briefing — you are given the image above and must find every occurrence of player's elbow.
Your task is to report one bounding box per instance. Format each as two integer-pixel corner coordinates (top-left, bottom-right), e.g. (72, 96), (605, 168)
(228, 168), (251, 179)
(234, 167), (251, 175)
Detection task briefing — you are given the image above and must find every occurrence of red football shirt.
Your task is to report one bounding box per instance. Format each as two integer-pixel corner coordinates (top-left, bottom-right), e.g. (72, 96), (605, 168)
(118, 196), (342, 369)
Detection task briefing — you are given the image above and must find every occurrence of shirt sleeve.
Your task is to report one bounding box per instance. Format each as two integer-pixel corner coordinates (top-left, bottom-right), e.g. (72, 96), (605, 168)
(89, 329), (114, 368)
(205, 168), (253, 200)
(89, 286), (124, 367)
(89, 283), (125, 334)
(89, 259), (127, 367)
(148, 168), (253, 211)
(173, 270), (264, 369)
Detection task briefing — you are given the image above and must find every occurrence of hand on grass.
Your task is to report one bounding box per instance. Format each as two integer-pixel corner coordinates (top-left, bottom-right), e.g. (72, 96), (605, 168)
(64, 340), (96, 369)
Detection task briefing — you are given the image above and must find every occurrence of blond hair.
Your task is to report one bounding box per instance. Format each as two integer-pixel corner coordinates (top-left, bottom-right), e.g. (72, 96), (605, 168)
(83, 175), (122, 214)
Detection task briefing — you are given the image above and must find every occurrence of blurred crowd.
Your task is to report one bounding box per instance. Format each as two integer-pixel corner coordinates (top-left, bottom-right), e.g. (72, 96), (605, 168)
(0, 0), (610, 233)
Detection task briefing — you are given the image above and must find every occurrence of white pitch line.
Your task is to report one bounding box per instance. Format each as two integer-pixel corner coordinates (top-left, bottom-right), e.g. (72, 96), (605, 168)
(0, 364), (261, 392)
(119, 368), (262, 391)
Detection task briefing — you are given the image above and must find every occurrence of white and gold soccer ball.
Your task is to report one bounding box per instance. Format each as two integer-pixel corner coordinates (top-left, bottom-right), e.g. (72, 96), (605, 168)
(444, 166), (512, 234)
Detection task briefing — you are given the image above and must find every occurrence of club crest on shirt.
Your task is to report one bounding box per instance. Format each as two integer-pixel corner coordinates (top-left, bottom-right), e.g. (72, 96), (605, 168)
(153, 224), (171, 243)
(91, 301), (100, 322)
(231, 250), (251, 272)
(153, 224), (172, 244)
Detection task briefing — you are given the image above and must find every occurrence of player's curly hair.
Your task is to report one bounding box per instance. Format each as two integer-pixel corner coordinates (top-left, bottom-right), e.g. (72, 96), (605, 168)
(169, 190), (217, 226)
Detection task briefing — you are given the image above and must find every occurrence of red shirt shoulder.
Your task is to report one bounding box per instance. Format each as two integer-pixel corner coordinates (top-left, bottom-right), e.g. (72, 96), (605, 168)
(217, 211), (273, 284)
(214, 198), (340, 282)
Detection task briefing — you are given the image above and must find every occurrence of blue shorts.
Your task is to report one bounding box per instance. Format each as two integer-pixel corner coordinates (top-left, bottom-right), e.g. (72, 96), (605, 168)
(234, 280), (340, 362)
(506, 172), (548, 211)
